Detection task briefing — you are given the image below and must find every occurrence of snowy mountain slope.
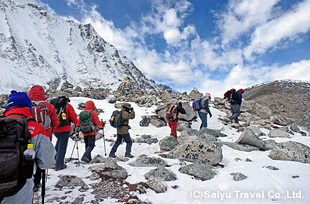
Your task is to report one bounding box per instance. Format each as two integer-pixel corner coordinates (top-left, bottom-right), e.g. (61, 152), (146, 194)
(0, 0), (165, 94)
(33, 97), (310, 204)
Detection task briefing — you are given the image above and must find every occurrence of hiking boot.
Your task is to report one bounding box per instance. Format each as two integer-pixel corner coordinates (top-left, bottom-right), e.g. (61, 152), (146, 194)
(55, 164), (67, 171)
(81, 155), (91, 163)
(125, 154), (134, 158)
(109, 154), (117, 158)
(33, 183), (41, 192)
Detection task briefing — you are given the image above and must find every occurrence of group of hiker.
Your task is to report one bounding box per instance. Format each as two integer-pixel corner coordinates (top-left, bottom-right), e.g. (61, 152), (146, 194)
(166, 88), (244, 137)
(0, 85), (243, 203)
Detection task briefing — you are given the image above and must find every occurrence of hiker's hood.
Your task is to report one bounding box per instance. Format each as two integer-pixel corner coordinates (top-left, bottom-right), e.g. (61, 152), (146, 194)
(28, 85), (46, 101)
(85, 100), (96, 111)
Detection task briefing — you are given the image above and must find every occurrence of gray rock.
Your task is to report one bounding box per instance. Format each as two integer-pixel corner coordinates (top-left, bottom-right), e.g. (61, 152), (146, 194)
(144, 167), (177, 181)
(236, 128), (267, 150)
(159, 136), (179, 151)
(222, 142), (261, 152)
(269, 128), (289, 138)
(231, 172), (247, 181)
(56, 175), (89, 190)
(128, 154), (169, 167)
(167, 140), (223, 165)
(179, 162), (216, 181)
(149, 116), (166, 127)
(268, 141), (310, 163)
(146, 178), (167, 193)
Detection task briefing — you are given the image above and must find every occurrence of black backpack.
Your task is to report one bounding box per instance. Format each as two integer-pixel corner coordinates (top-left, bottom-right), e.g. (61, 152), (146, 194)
(0, 117), (34, 197)
(50, 97), (71, 127)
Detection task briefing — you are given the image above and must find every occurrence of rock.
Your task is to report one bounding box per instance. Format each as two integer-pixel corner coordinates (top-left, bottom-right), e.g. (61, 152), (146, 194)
(146, 178), (167, 193)
(269, 128), (289, 138)
(128, 154), (169, 167)
(56, 175), (89, 190)
(159, 136), (179, 151)
(222, 142), (261, 152)
(268, 141), (310, 163)
(230, 172), (247, 181)
(167, 140), (223, 165)
(236, 128), (267, 150)
(149, 116), (166, 128)
(144, 166), (177, 181)
(179, 162), (216, 181)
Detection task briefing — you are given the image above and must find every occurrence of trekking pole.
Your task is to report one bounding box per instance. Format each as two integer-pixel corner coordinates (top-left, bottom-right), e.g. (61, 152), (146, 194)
(41, 170), (46, 204)
(101, 120), (107, 156)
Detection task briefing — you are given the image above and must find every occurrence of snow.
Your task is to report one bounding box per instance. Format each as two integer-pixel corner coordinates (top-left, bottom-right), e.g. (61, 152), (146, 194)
(41, 97), (310, 204)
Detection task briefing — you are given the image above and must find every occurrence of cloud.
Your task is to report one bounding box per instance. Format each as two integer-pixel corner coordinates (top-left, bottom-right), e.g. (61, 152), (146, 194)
(244, 0), (310, 60)
(217, 0), (280, 47)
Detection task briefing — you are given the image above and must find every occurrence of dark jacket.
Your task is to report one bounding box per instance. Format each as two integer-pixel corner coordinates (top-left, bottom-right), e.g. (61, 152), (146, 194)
(77, 100), (104, 136)
(235, 91), (243, 106)
(117, 107), (135, 135)
(28, 85), (60, 139)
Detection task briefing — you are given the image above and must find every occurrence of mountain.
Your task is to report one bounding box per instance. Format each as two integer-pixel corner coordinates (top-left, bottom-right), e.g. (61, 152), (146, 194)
(243, 80), (310, 131)
(0, 0), (174, 94)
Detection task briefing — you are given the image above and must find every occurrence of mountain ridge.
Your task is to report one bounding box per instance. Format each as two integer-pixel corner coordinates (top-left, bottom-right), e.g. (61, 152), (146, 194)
(0, 0), (176, 94)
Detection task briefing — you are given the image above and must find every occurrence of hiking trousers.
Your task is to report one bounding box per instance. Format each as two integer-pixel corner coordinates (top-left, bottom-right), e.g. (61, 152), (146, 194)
(198, 111), (208, 129)
(54, 131), (70, 167)
(83, 135), (96, 160)
(167, 120), (177, 136)
(110, 133), (132, 155)
(231, 104), (240, 123)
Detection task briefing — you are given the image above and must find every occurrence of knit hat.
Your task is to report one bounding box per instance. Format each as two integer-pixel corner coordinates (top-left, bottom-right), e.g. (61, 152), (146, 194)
(238, 89), (244, 94)
(6, 90), (32, 110)
(205, 92), (211, 99)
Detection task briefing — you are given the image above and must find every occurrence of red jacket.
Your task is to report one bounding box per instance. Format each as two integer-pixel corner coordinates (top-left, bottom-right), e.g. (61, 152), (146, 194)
(77, 100), (104, 136)
(28, 85), (60, 139)
(53, 103), (78, 133)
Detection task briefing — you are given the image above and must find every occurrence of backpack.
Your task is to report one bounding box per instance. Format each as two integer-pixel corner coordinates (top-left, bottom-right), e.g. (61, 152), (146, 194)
(109, 110), (123, 128)
(31, 101), (51, 130)
(79, 110), (95, 134)
(166, 105), (178, 121)
(0, 117), (34, 197)
(50, 97), (70, 127)
(225, 89), (236, 104)
(192, 98), (203, 111)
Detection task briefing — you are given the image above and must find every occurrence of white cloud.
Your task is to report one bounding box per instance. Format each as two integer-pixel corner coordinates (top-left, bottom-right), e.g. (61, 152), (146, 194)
(244, 0), (310, 60)
(218, 0), (280, 46)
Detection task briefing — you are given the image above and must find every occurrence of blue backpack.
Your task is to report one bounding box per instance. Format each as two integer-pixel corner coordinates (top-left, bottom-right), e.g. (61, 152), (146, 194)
(192, 98), (203, 111)
(109, 110), (123, 128)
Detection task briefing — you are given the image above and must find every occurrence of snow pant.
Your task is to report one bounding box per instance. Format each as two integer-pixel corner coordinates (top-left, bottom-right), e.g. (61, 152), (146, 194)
(231, 104), (240, 123)
(110, 133), (132, 155)
(198, 111), (208, 129)
(83, 135), (96, 160)
(1, 178), (34, 204)
(54, 131), (70, 167)
(167, 120), (177, 136)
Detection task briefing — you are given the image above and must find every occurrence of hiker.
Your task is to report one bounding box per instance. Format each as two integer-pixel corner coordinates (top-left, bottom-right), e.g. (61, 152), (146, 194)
(197, 93), (212, 129)
(28, 85), (60, 192)
(51, 92), (78, 171)
(109, 103), (135, 158)
(77, 100), (104, 163)
(1, 90), (55, 204)
(166, 101), (186, 138)
(229, 89), (244, 123)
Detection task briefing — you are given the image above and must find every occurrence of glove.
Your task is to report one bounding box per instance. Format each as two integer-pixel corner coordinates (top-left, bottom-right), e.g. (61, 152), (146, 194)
(209, 113), (212, 118)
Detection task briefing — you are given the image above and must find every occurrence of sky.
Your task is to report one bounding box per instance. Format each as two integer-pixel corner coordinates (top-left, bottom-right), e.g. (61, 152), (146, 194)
(15, 0), (310, 96)
(36, 96), (310, 204)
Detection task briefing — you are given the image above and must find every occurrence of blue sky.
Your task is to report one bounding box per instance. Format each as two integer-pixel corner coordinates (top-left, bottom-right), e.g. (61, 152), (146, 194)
(18, 0), (310, 96)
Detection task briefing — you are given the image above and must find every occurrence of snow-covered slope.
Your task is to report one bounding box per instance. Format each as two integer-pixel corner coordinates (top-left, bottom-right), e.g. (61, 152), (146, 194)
(0, 0), (165, 94)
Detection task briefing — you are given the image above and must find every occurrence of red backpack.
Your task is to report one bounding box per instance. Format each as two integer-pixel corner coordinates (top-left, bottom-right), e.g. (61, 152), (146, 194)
(31, 101), (51, 130)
